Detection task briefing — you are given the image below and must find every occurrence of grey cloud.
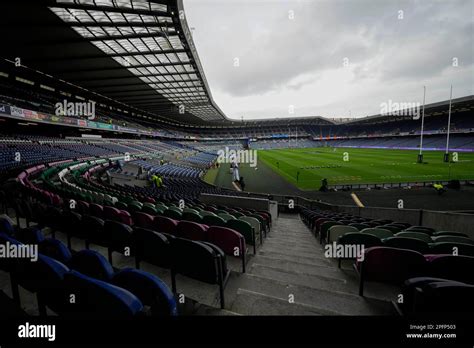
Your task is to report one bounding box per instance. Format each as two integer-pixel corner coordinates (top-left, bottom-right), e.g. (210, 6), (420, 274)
(184, 0), (473, 118)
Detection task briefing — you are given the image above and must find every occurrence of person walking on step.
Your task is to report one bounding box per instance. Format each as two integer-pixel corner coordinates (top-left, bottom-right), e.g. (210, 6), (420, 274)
(232, 160), (240, 183)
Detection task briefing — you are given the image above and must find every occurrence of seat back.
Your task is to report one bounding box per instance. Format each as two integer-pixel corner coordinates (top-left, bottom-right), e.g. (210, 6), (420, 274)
(89, 203), (104, 218)
(239, 216), (260, 237)
(112, 268), (177, 316)
(170, 238), (219, 284)
(176, 220), (207, 241)
(327, 225), (358, 243)
(395, 232), (432, 243)
(202, 215), (227, 227)
(218, 213), (236, 222)
(414, 281), (474, 313)
(133, 228), (171, 268)
(337, 232), (383, 249)
(320, 221), (339, 236)
(406, 226), (435, 234)
(133, 212), (155, 230)
(39, 238), (72, 264)
(226, 219), (254, 245)
(163, 209), (182, 220)
(104, 220), (134, 253)
(82, 214), (105, 245)
(380, 225), (402, 233)
(432, 236), (474, 245)
(358, 246), (427, 283)
(182, 211), (202, 223)
(103, 206), (121, 222)
(360, 228), (393, 239)
(62, 271), (143, 317)
(428, 255), (474, 284)
(69, 250), (115, 281)
(13, 254), (69, 300)
(432, 231), (468, 238)
(154, 216), (178, 234)
(383, 237), (430, 254)
(348, 223), (370, 231)
(207, 226), (245, 256)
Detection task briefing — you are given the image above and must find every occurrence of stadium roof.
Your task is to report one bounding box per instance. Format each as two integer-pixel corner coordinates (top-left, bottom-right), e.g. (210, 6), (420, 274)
(0, 0), (228, 125)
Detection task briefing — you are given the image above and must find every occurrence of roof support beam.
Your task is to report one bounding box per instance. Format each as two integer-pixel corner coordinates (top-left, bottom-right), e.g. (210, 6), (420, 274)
(82, 78), (200, 88)
(48, 3), (170, 17)
(48, 62), (195, 73)
(25, 22), (172, 28)
(23, 32), (177, 45)
(69, 71), (196, 82)
(30, 49), (189, 62)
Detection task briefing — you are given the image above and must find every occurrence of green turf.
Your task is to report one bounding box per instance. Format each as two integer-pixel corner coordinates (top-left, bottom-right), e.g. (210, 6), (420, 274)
(257, 147), (474, 189)
(202, 166), (218, 185)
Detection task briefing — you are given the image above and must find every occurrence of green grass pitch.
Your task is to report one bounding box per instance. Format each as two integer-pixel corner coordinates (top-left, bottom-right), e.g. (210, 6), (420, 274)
(257, 147), (474, 189)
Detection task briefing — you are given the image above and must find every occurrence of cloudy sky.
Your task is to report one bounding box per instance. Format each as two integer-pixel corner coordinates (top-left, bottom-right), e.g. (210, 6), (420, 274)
(183, 0), (473, 120)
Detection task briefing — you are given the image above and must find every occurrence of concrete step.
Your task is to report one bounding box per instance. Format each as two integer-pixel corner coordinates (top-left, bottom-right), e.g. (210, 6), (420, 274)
(252, 257), (343, 279)
(235, 273), (393, 315)
(231, 288), (333, 315)
(263, 239), (321, 252)
(259, 244), (328, 261)
(249, 263), (348, 291)
(258, 250), (332, 266)
(254, 253), (331, 268)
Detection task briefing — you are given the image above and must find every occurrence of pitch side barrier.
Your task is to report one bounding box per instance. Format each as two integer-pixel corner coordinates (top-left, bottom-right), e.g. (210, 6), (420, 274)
(216, 189), (474, 237)
(330, 179), (473, 190)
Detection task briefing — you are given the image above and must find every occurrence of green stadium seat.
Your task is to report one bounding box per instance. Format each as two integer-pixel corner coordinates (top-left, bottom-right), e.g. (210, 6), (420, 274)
(218, 213), (236, 222)
(431, 231), (469, 238)
(114, 201), (128, 210)
(163, 209), (182, 220)
(226, 219), (257, 254)
(319, 221), (340, 244)
(383, 236), (430, 254)
(380, 225), (402, 233)
(202, 215), (227, 227)
(432, 236), (474, 245)
(360, 228), (393, 239)
(336, 232), (383, 267)
(182, 211), (203, 223)
(200, 211), (217, 217)
(327, 225), (358, 243)
(395, 231), (433, 243)
(239, 216), (262, 245)
(348, 223), (370, 231)
(183, 208), (199, 215)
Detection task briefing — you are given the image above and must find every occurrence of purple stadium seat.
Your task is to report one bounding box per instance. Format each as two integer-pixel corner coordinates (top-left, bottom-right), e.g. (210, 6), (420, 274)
(153, 216), (178, 235)
(133, 212), (155, 230)
(175, 220), (207, 241)
(426, 254), (474, 284)
(208, 226), (247, 272)
(356, 246), (428, 296)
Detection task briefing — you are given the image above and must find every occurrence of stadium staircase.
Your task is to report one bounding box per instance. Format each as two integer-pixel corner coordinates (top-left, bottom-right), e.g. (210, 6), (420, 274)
(224, 213), (394, 315)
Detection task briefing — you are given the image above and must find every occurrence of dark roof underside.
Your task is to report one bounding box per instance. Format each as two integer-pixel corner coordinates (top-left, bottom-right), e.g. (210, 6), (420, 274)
(0, 0), (227, 125)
